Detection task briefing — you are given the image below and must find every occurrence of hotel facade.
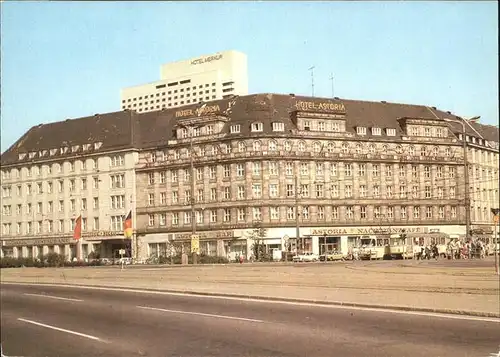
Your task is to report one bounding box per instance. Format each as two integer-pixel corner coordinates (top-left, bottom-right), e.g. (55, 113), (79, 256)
(1, 94), (499, 261)
(120, 50), (248, 113)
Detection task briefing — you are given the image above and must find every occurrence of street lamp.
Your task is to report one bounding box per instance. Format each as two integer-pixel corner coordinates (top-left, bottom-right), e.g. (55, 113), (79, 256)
(178, 103), (207, 265)
(443, 115), (480, 242)
(491, 208), (500, 275)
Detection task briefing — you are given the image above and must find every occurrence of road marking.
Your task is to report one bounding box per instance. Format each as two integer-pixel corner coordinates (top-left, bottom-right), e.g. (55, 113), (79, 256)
(17, 318), (102, 341)
(23, 293), (83, 302)
(5, 282), (500, 323)
(137, 305), (264, 323)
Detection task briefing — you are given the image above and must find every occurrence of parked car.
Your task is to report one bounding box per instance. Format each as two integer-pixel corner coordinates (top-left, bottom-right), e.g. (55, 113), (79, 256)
(319, 250), (345, 262)
(115, 257), (132, 265)
(292, 252), (319, 262)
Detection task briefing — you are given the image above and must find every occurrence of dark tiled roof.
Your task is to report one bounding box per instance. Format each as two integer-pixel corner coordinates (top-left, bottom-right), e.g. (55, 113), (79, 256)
(1, 111), (138, 166)
(470, 122), (499, 143)
(2, 93), (498, 166)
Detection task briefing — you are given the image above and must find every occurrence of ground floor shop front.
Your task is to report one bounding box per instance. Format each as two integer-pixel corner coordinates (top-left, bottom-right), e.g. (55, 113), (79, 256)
(2, 223), (497, 262)
(0, 232), (132, 262)
(137, 223), (497, 261)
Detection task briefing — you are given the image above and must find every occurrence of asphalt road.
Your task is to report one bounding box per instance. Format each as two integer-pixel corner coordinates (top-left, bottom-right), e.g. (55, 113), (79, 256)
(1, 284), (499, 357)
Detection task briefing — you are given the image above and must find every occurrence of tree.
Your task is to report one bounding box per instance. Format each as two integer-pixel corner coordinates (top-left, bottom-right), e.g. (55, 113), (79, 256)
(247, 224), (268, 262)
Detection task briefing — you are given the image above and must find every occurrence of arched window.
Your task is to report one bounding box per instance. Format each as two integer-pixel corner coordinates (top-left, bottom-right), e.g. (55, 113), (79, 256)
(268, 140), (278, 151)
(313, 142), (322, 153)
(369, 144), (376, 154)
(432, 146), (439, 156)
(341, 143), (349, 154)
(355, 144), (362, 154)
(327, 143), (335, 153)
(284, 141), (292, 151)
(238, 141), (246, 153)
(253, 141), (261, 152)
(298, 141), (306, 152)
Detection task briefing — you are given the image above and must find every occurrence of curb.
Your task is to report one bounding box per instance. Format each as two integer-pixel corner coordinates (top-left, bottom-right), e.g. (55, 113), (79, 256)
(2, 281), (499, 319)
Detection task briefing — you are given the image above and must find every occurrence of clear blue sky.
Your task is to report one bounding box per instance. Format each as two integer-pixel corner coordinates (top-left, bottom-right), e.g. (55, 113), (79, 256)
(1, 1), (498, 153)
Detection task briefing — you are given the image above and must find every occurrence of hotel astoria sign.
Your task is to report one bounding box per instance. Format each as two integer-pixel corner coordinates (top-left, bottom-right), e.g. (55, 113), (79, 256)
(295, 101), (346, 113)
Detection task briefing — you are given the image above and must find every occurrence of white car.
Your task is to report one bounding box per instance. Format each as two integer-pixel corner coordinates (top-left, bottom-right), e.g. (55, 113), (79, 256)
(292, 253), (319, 262)
(116, 257), (132, 265)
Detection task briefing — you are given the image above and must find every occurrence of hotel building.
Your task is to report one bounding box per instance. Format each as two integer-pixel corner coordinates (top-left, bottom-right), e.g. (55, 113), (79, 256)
(120, 50), (248, 113)
(1, 93), (498, 260)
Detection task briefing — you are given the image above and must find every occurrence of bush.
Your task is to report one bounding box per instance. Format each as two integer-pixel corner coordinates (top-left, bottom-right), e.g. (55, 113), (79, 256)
(198, 254), (229, 264)
(0, 255), (102, 269)
(43, 252), (66, 267)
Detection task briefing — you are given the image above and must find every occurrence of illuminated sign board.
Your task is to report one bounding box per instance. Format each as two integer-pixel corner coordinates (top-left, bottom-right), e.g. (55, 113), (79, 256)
(191, 54), (223, 65)
(295, 101), (346, 113)
(175, 105), (221, 118)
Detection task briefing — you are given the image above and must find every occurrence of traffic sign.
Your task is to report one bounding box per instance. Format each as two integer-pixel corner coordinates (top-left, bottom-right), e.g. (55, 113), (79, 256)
(190, 234), (200, 254)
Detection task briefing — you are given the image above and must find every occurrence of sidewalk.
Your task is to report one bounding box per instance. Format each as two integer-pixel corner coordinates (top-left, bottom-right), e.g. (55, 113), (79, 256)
(2, 263), (499, 317)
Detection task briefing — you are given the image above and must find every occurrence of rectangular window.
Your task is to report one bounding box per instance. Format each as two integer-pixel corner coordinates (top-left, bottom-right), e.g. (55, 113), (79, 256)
(269, 184), (278, 198)
(359, 185), (366, 198)
(237, 208), (246, 221)
(332, 207), (338, 219)
(269, 162), (278, 176)
(270, 207), (279, 220)
(315, 184), (324, 198)
(345, 164), (352, 177)
(272, 122), (285, 131)
(252, 207), (262, 221)
(252, 184), (262, 198)
(360, 206), (367, 219)
(331, 163), (338, 177)
(318, 206), (325, 219)
(252, 162), (261, 176)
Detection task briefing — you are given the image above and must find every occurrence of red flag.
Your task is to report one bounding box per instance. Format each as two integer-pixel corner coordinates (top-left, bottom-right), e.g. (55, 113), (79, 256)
(73, 215), (82, 240)
(123, 211), (133, 238)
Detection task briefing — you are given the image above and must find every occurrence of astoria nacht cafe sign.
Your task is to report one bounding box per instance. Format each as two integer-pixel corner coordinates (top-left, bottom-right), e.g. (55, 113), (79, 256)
(295, 101), (346, 113)
(191, 54), (223, 65)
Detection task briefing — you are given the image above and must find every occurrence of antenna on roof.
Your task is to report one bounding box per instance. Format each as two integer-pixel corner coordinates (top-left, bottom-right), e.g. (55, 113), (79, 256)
(308, 66), (315, 97)
(329, 72), (334, 98)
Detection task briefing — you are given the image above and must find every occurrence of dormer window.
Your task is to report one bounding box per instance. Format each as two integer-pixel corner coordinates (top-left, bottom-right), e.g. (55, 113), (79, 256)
(304, 121), (311, 131)
(94, 142), (103, 150)
(371, 127), (381, 136)
(150, 152), (156, 163)
(83, 144), (91, 151)
(179, 128), (188, 138)
(205, 125), (213, 135)
(478, 139), (483, 145)
(472, 137), (476, 143)
(272, 122), (284, 132)
(60, 147), (69, 154)
(28, 152), (36, 159)
(71, 145), (80, 153)
(230, 124), (241, 133)
(356, 127), (367, 136)
(251, 122), (263, 132)
(49, 149), (57, 156)
(18, 153), (27, 160)
(386, 128), (396, 136)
